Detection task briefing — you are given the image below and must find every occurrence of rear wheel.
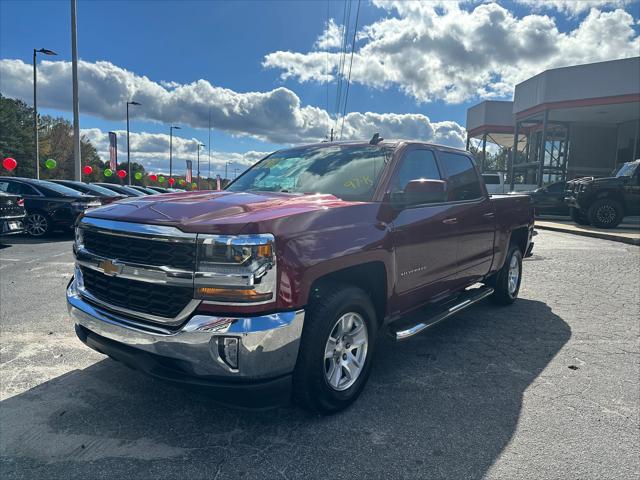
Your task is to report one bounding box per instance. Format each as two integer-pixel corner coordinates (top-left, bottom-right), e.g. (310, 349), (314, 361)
(293, 285), (377, 414)
(490, 244), (522, 305)
(588, 199), (623, 229)
(570, 207), (590, 226)
(24, 212), (49, 237)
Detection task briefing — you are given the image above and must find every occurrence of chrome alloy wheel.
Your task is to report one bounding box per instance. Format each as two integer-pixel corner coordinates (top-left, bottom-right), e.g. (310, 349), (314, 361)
(25, 213), (48, 237)
(508, 254), (520, 296)
(324, 312), (368, 391)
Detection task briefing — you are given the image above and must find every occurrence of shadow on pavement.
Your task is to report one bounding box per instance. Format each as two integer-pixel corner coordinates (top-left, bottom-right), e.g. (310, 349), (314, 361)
(0, 231), (73, 247)
(0, 299), (570, 479)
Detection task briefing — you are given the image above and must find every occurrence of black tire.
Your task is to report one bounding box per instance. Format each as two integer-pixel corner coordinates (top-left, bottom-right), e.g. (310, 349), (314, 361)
(570, 207), (590, 226)
(490, 244), (522, 306)
(588, 199), (623, 229)
(24, 212), (50, 237)
(293, 285), (377, 414)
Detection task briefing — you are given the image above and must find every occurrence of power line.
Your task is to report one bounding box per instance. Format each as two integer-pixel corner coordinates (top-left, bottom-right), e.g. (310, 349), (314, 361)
(340, 0), (361, 140)
(333, 0), (351, 135)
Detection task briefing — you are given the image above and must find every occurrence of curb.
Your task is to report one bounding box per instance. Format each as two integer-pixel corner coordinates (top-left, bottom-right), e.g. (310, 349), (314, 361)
(536, 223), (640, 246)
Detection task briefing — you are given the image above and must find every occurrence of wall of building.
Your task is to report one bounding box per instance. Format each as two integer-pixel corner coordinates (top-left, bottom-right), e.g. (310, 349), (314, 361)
(568, 124), (618, 178)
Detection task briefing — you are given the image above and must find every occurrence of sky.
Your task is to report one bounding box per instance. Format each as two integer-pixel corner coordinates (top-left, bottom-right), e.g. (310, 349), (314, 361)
(1, 0), (639, 177)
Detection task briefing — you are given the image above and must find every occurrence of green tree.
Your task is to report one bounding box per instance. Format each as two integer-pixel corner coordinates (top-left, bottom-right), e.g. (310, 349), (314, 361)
(0, 94), (36, 178)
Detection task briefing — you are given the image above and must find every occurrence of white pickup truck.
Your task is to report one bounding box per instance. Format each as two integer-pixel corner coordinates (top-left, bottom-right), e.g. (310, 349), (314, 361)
(482, 173), (537, 194)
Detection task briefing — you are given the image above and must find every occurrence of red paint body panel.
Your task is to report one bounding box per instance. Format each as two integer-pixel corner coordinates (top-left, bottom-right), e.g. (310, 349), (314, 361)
(83, 142), (535, 321)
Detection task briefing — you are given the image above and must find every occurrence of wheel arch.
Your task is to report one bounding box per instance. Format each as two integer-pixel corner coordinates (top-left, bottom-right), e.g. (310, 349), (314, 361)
(307, 261), (388, 325)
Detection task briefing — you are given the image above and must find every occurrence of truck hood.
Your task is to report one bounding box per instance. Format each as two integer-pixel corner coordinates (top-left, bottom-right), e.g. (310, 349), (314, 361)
(84, 190), (360, 233)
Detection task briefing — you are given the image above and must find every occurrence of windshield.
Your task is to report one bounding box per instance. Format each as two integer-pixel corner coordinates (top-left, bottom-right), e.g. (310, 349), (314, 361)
(615, 161), (639, 177)
(227, 145), (391, 201)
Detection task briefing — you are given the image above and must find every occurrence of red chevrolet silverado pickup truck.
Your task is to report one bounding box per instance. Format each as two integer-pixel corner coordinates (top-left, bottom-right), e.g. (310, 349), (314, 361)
(67, 139), (534, 413)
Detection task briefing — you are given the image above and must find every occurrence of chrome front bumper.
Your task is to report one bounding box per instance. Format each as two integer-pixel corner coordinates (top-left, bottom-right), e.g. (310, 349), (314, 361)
(67, 276), (305, 381)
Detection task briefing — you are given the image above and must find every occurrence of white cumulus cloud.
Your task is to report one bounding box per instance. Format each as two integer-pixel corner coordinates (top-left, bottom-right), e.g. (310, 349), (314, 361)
(0, 58), (467, 148)
(263, 0), (640, 104)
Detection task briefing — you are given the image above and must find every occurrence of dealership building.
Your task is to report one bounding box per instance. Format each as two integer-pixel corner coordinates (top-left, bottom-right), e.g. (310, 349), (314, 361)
(466, 57), (640, 189)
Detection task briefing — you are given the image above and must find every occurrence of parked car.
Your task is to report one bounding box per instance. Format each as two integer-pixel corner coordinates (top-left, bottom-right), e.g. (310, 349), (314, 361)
(516, 181), (568, 216)
(129, 185), (160, 195)
(565, 159), (640, 228)
(0, 191), (26, 236)
(146, 186), (171, 194)
(50, 180), (125, 205)
(67, 139), (534, 413)
(92, 183), (146, 197)
(0, 177), (101, 237)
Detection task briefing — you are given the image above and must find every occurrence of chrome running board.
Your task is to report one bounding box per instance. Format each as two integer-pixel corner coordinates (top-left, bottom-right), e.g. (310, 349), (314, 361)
(390, 286), (494, 341)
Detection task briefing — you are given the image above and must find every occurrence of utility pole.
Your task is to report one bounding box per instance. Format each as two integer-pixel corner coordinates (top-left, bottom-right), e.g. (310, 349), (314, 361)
(71, 0), (81, 180)
(32, 48), (57, 179)
(208, 108), (212, 189)
(169, 125), (181, 180)
(126, 101), (141, 184)
(197, 142), (205, 189)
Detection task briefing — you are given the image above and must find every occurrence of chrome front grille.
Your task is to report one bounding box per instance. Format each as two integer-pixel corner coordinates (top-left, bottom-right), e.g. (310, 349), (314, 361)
(76, 217), (199, 324)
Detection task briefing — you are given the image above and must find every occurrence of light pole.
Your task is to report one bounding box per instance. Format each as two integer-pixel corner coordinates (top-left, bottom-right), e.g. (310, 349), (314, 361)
(169, 125), (181, 180)
(225, 161), (231, 182)
(126, 101), (141, 184)
(196, 142), (205, 189)
(33, 48), (57, 179)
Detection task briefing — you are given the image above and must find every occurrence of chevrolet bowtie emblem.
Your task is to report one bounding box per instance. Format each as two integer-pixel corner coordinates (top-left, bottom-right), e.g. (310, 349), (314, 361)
(98, 259), (123, 276)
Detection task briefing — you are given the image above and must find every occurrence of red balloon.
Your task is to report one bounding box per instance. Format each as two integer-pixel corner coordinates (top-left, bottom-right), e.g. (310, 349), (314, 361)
(149, 174), (158, 182)
(117, 169), (127, 178)
(83, 165), (93, 175)
(168, 178), (175, 185)
(2, 157), (17, 171)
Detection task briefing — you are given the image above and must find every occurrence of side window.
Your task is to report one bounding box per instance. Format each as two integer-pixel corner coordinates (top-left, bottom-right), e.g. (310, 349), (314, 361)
(7, 182), (38, 196)
(390, 149), (441, 192)
(0, 182), (9, 192)
(440, 152), (483, 201)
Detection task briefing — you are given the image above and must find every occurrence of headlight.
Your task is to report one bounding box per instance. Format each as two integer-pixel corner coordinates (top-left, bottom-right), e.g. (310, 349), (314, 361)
(195, 234), (276, 304)
(74, 226), (84, 250)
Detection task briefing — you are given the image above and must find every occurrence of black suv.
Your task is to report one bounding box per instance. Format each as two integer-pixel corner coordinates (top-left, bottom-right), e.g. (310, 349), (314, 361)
(0, 177), (101, 237)
(565, 160), (640, 228)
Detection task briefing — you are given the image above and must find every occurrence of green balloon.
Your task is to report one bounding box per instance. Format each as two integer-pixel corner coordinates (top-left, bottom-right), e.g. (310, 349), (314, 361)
(104, 168), (113, 177)
(44, 158), (57, 169)
(134, 172), (143, 180)
(158, 175), (165, 183)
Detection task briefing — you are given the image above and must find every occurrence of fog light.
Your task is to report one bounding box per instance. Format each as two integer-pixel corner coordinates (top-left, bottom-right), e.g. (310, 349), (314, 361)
(218, 337), (239, 369)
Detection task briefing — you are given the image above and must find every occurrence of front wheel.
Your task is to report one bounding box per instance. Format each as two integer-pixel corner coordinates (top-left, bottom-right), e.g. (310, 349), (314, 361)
(490, 245), (522, 305)
(293, 285), (377, 414)
(588, 199), (623, 229)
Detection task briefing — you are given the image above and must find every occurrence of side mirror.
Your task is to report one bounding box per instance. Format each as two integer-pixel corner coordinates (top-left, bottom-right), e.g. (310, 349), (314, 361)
(390, 179), (447, 208)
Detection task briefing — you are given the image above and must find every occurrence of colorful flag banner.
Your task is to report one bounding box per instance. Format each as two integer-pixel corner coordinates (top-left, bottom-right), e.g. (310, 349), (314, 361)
(186, 160), (193, 183)
(108, 132), (117, 170)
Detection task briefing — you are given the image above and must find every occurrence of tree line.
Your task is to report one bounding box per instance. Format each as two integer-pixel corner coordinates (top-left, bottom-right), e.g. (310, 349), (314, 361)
(0, 94), (146, 184)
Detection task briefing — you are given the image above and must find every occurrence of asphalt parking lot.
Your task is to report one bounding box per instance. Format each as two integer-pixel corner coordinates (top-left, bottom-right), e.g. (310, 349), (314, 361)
(1, 230), (638, 479)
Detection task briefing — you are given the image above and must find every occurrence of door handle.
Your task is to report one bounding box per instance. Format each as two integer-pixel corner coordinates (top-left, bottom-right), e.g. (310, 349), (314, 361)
(483, 212), (495, 219)
(442, 217), (458, 225)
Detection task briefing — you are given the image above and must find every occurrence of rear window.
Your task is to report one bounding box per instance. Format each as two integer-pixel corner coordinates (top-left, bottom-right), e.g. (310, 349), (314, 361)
(440, 152), (483, 201)
(482, 174), (500, 185)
